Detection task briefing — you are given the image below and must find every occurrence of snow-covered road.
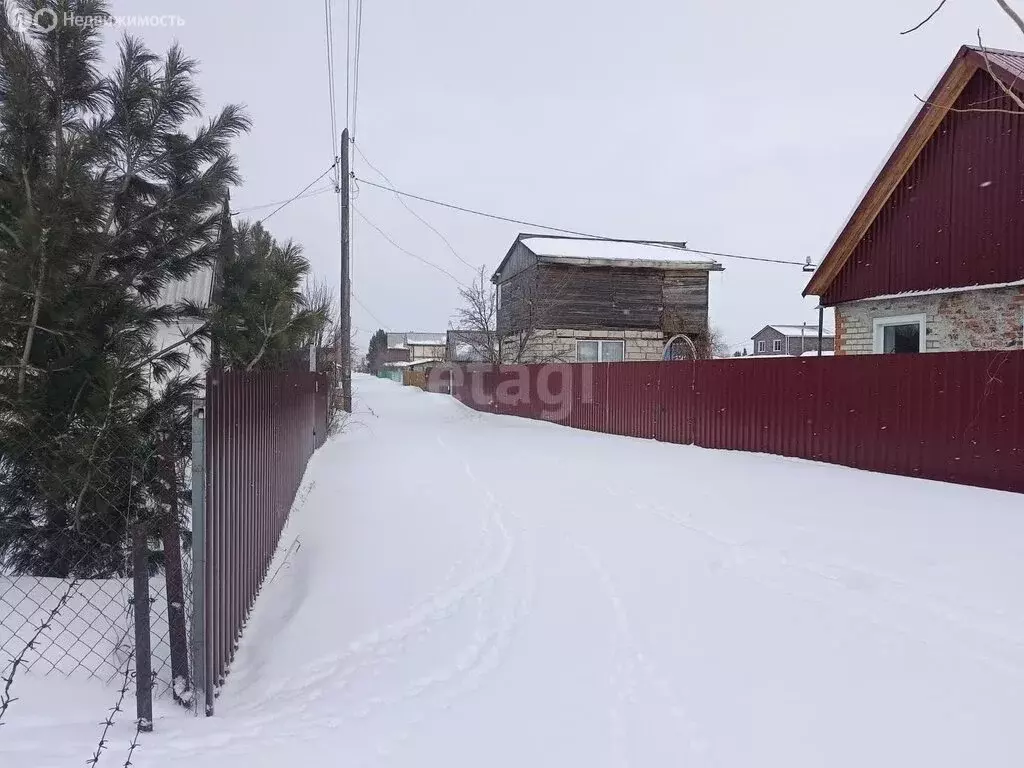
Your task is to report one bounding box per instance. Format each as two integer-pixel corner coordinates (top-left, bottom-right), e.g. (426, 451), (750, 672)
(10, 374), (1024, 766)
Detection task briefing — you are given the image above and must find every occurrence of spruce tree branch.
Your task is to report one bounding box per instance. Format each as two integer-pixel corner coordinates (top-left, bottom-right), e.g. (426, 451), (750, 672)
(17, 169), (46, 396)
(132, 323), (210, 373)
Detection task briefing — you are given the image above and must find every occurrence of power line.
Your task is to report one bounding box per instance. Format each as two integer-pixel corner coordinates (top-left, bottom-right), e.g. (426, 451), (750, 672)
(353, 204), (468, 286)
(231, 185), (335, 216)
(345, 0), (351, 130)
(352, 289), (388, 328)
(353, 142), (477, 272)
(351, 0), (365, 136)
(257, 162), (339, 225)
(353, 175), (812, 267)
(323, 0), (340, 181)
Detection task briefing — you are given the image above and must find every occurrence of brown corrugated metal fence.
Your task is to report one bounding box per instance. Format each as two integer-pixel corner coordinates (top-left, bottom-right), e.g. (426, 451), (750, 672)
(202, 370), (329, 707)
(450, 351), (1024, 494)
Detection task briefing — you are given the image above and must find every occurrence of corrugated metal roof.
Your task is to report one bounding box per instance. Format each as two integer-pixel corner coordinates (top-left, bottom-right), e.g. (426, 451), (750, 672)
(821, 68), (1024, 304)
(966, 45), (1024, 79)
(807, 44), (1024, 302)
(157, 266), (214, 307)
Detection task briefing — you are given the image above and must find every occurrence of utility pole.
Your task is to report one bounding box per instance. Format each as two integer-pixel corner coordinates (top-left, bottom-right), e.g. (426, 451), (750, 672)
(339, 128), (353, 412)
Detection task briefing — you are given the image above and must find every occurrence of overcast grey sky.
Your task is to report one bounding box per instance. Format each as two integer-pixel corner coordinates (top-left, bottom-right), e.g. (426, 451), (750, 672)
(108, 0), (1022, 353)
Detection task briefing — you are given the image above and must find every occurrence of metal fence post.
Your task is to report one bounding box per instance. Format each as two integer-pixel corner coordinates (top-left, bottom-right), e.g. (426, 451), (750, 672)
(132, 523), (154, 732)
(190, 398), (211, 716)
(160, 434), (190, 707)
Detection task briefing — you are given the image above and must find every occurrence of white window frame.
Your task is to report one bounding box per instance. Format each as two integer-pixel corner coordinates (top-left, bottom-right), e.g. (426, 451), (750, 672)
(576, 339), (625, 362)
(496, 283), (503, 310)
(872, 313), (927, 354)
(757, 340), (766, 353)
(772, 339), (782, 352)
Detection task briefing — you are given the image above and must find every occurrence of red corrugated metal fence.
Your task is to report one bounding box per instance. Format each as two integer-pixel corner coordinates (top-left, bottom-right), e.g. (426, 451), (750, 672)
(204, 370), (329, 696)
(449, 351), (1024, 494)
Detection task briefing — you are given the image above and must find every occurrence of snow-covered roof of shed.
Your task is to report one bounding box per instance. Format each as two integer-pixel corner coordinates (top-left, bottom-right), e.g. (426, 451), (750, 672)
(520, 237), (722, 270)
(383, 358), (442, 369)
(768, 324), (835, 337)
(452, 341), (493, 362)
(800, 350), (835, 357)
(406, 333), (447, 346)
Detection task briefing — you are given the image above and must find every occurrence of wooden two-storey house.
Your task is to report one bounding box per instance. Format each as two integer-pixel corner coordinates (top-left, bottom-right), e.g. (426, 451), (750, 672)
(492, 235), (723, 362)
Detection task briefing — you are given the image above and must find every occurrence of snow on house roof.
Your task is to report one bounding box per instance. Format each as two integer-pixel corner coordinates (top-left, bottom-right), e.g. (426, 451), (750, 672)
(520, 237), (723, 270)
(384, 358), (442, 369)
(768, 324), (835, 337)
(386, 332), (407, 350)
(800, 350), (835, 357)
(452, 341), (493, 362)
(406, 333), (447, 346)
(854, 278), (1024, 303)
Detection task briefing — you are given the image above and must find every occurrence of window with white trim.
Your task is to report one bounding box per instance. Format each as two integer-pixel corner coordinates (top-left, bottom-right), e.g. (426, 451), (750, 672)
(873, 314), (926, 354)
(496, 283), (503, 310)
(577, 339), (625, 362)
(757, 340), (766, 353)
(773, 339), (783, 352)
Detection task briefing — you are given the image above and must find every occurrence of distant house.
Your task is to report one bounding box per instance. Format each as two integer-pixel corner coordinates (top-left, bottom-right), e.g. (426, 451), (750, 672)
(751, 324), (835, 356)
(406, 332), (447, 361)
(379, 332), (445, 378)
(492, 234), (723, 362)
(804, 45), (1024, 355)
(382, 332), (411, 364)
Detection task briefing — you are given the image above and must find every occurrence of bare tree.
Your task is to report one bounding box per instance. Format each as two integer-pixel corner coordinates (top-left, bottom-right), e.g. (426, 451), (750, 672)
(302, 278), (337, 352)
(452, 267), (500, 363)
(694, 325), (730, 359)
(903, 1), (1024, 116)
(451, 265), (575, 363)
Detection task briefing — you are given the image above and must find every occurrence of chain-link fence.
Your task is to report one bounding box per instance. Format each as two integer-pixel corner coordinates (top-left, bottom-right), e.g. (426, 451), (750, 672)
(0, 409), (195, 730)
(3, 369), (332, 731)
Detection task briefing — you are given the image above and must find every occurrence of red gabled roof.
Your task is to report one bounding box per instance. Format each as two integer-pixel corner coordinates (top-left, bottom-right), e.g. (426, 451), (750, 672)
(804, 45), (1024, 298)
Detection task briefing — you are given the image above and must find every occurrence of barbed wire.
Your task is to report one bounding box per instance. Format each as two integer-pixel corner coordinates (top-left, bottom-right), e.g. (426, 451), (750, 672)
(87, 650), (135, 767)
(0, 578), (81, 727)
(121, 705), (148, 767)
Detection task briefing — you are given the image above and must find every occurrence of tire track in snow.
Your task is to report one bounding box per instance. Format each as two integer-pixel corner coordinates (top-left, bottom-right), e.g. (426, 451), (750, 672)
(229, 431), (534, 763)
(228, 440), (516, 718)
(354, 434), (538, 764)
(577, 543), (718, 766)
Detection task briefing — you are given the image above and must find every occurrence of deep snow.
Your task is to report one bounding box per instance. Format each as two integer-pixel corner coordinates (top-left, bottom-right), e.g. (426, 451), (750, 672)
(6, 374), (1024, 766)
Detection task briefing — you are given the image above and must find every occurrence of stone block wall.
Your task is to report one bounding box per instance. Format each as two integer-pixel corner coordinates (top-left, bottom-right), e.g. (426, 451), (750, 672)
(507, 329), (666, 363)
(835, 285), (1024, 354)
